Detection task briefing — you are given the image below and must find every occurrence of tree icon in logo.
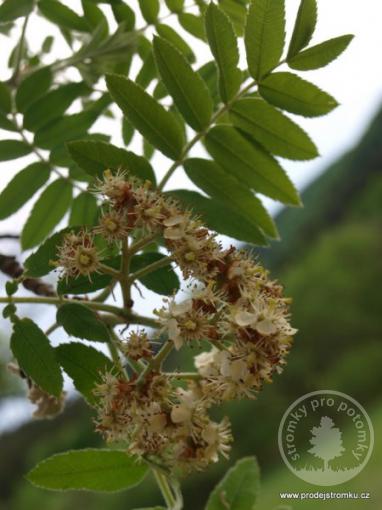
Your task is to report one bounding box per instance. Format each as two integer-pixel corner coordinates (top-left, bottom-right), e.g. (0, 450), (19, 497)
(308, 416), (345, 471)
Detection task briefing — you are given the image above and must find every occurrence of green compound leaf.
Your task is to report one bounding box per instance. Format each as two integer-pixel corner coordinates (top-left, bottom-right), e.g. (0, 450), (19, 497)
(230, 98), (319, 161)
(205, 3), (242, 103)
(169, 189), (267, 246)
(153, 36), (213, 131)
(16, 67), (53, 113)
(10, 318), (63, 397)
(21, 179), (72, 250)
(0, 0), (34, 22)
(287, 0), (317, 59)
(205, 125), (300, 206)
(69, 192), (98, 227)
(38, 0), (89, 32)
(259, 72), (338, 117)
(27, 449), (148, 492)
(131, 252), (180, 296)
(184, 158), (278, 239)
(56, 342), (113, 404)
(56, 303), (110, 343)
(206, 457), (260, 510)
(0, 140), (32, 161)
(245, 0), (285, 80)
(106, 74), (185, 160)
(0, 162), (50, 220)
(288, 34), (354, 71)
(67, 140), (156, 184)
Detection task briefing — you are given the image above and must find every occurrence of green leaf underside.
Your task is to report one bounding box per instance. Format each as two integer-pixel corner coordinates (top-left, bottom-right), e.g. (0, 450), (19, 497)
(219, 0), (247, 37)
(0, 0), (34, 22)
(245, 0), (285, 80)
(106, 74), (184, 160)
(57, 303), (110, 342)
(138, 0), (159, 24)
(206, 457), (260, 510)
(184, 158), (277, 238)
(69, 192), (98, 227)
(153, 36), (213, 131)
(57, 272), (112, 295)
(287, 0), (317, 59)
(178, 12), (206, 41)
(38, 0), (89, 32)
(21, 179), (72, 250)
(0, 162), (50, 220)
(205, 125), (300, 205)
(0, 82), (11, 113)
(131, 252), (180, 296)
(169, 190), (267, 246)
(56, 342), (112, 403)
(26, 449), (148, 492)
(205, 3), (242, 103)
(288, 34), (354, 71)
(68, 140), (156, 184)
(10, 318), (63, 397)
(0, 140), (32, 161)
(230, 98), (318, 160)
(34, 108), (105, 150)
(16, 67), (53, 113)
(23, 82), (90, 132)
(259, 72), (338, 117)
(156, 23), (195, 63)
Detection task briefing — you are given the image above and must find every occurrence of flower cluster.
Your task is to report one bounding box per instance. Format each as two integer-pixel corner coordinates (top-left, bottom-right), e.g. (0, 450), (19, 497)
(94, 372), (232, 472)
(55, 171), (296, 474)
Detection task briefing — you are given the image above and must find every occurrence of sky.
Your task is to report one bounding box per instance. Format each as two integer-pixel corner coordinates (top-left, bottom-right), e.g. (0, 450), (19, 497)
(1, 0), (382, 430)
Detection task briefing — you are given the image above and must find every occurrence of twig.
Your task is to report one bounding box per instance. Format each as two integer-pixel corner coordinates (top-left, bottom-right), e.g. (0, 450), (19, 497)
(0, 253), (55, 297)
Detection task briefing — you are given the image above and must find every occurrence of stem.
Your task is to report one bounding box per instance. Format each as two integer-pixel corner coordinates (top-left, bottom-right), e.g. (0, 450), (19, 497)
(11, 12), (31, 84)
(129, 233), (158, 256)
(127, 256), (173, 284)
(99, 263), (122, 280)
(153, 469), (177, 509)
(138, 340), (174, 384)
(107, 328), (127, 377)
(45, 322), (59, 336)
(0, 295), (124, 317)
(164, 372), (201, 381)
(92, 280), (117, 303)
(121, 237), (132, 308)
(158, 79), (256, 190)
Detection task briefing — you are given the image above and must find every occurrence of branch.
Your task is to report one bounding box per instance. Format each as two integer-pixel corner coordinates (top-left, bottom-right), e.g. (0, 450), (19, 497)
(0, 253), (55, 297)
(127, 256), (173, 284)
(0, 235), (20, 240)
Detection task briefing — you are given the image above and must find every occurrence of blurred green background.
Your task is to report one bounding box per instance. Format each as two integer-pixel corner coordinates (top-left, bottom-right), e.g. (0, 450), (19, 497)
(0, 105), (381, 510)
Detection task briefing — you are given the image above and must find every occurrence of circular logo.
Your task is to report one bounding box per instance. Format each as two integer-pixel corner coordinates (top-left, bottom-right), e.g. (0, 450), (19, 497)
(278, 390), (374, 486)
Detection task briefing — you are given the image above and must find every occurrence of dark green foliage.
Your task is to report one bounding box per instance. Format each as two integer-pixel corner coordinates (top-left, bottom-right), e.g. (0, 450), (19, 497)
(56, 303), (110, 342)
(0, 162), (50, 219)
(10, 318), (63, 397)
(56, 342), (113, 404)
